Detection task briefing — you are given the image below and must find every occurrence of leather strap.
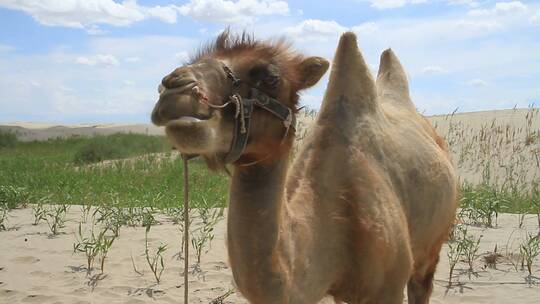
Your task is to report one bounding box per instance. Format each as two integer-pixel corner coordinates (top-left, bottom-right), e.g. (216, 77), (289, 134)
(249, 88), (296, 131)
(224, 96), (254, 163)
(221, 66), (296, 164)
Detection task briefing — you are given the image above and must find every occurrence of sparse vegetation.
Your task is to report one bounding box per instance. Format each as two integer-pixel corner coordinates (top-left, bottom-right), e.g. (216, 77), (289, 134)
(520, 233), (540, 276)
(0, 202), (8, 231)
(191, 199), (224, 266)
(447, 226), (465, 287)
(0, 185), (30, 209)
(73, 223), (116, 275)
(45, 204), (70, 235)
(32, 202), (48, 225)
(144, 224), (167, 284)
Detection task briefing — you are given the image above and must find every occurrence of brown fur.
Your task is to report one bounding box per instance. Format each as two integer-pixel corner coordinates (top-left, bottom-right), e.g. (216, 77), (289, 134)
(152, 31), (458, 304)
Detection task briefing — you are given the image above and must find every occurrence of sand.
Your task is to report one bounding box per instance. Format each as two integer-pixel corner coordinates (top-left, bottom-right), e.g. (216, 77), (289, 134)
(0, 208), (539, 304)
(2, 109), (537, 142)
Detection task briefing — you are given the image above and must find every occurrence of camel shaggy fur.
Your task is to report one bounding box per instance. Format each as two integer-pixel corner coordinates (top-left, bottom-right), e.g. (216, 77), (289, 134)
(151, 31), (458, 304)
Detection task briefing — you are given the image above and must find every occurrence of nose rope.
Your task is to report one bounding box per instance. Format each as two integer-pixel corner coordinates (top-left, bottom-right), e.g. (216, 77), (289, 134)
(191, 86), (247, 134)
(182, 155), (190, 304)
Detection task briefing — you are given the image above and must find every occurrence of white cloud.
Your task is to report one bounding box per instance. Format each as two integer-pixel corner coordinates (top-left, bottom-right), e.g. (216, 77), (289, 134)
(147, 5), (179, 23)
(352, 22), (378, 36)
(368, 0), (426, 10)
(531, 10), (540, 25)
(86, 24), (107, 35)
(454, 20), (502, 31)
(422, 66), (449, 74)
(0, 0), (180, 30)
(125, 56), (141, 63)
(177, 0), (289, 24)
(0, 44), (15, 53)
(0, 34), (199, 122)
(284, 19), (348, 42)
(466, 78), (488, 87)
(446, 0), (478, 6)
(468, 1), (528, 17)
(76, 54), (119, 67)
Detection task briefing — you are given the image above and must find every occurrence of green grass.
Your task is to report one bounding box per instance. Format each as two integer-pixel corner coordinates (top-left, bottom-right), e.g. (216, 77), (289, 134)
(0, 133), (228, 209)
(73, 133), (170, 164)
(0, 130), (537, 214)
(460, 182), (539, 215)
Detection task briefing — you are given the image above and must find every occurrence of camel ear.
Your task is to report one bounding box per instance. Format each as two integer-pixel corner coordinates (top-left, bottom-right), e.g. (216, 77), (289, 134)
(298, 56), (329, 90)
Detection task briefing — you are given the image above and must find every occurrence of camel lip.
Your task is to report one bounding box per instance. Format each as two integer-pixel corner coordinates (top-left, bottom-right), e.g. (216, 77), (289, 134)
(165, 113), (214, 128)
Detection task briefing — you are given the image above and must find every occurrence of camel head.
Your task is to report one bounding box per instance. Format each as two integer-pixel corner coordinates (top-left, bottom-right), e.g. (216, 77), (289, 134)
(152, 31), (329, 168)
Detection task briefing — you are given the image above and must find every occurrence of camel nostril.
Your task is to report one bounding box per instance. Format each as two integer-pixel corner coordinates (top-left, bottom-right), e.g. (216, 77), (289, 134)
(151, 107), (165, 126)
(162, 75), (172, 88)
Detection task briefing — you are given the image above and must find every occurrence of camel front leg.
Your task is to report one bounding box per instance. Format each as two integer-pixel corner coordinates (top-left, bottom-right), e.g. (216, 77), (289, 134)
(407, 246), (442, 304)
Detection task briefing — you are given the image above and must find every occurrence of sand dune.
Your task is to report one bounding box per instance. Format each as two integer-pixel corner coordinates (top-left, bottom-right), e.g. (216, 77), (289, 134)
(2, 108), (536, 142)
(0, 122), (164, 141)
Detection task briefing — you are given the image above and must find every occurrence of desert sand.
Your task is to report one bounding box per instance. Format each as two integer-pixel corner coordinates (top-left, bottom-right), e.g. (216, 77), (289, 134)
(0, 208), (539, 304)
(2, 108), (537, 141)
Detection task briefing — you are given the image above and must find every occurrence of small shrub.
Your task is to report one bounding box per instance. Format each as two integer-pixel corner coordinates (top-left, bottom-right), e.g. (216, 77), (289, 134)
(32, 203), (47, 225)
(46, 204), (70, 235)
(73, 223), (116, 275)
(73, 140), (125, 164)
(459, 226), (483, 271)
(447, 240), (464, 286)
(0, 185), (30, 209)
(80, 204), (93, 223)
(72, 133), (169, 164)
(93, 205), (125, 237)
(191, 199), (224, 266)
(520, 233), (540, 276)
(0, 202), (8, 231)
(0, 130), (17, 148)
(447, 225), (482, 273)
(144, 225), (167, 284)
(459, 183), (501, 228)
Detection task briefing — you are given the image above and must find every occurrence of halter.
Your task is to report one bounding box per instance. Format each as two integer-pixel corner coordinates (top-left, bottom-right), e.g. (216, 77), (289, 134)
(195, 64), (296, 164)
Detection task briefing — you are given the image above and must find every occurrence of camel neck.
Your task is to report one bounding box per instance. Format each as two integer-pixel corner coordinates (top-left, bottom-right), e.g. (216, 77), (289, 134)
(226, 156), (290, 299)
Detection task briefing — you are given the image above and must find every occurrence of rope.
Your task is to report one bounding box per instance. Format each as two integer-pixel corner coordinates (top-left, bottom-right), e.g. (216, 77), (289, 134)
(182, 155), (190, 304)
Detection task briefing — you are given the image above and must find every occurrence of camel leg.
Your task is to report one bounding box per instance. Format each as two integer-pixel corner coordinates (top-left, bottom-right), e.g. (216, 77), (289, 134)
(407, 253), (440, 304)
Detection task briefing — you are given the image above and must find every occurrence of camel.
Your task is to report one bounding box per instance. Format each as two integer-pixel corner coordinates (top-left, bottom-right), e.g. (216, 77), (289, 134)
(151, 31), (458, 304)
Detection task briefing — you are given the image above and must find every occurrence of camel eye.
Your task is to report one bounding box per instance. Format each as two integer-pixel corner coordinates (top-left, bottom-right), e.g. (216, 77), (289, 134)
(264, 75), (279, 87)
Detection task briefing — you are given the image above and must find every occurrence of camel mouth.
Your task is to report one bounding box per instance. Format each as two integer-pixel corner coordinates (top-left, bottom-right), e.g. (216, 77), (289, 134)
(164, 113), (221, 156)
(165, 114), (213, 128)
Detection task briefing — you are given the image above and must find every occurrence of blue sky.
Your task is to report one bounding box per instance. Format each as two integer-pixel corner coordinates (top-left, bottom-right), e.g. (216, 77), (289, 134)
(0, 0), (539, 124)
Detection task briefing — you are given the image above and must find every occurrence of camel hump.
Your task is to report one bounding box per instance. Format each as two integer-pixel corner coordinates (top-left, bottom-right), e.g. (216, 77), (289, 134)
(376, 49), (415, 110)
(319, 32), (378, 118)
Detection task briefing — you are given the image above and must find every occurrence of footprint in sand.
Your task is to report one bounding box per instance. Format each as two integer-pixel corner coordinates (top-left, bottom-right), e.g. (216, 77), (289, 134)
(29, 270), (52, 278)
(21, 294), (58, 303)
(11, 256), (40, 264)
